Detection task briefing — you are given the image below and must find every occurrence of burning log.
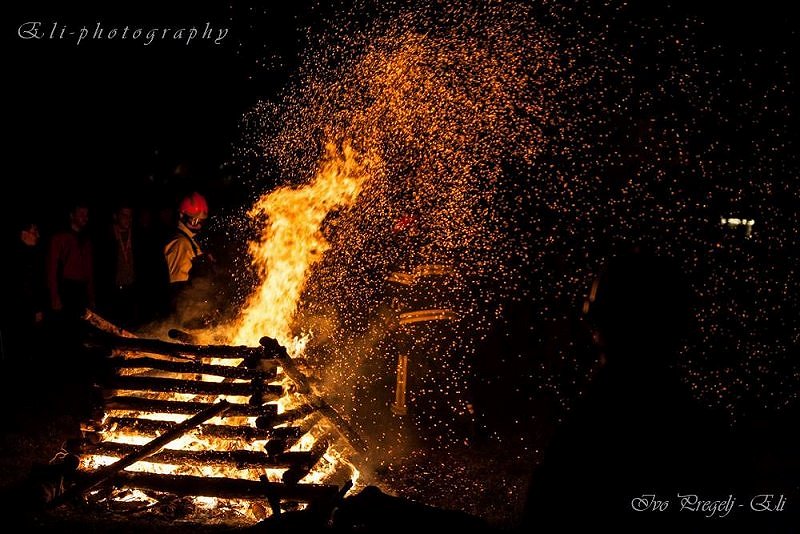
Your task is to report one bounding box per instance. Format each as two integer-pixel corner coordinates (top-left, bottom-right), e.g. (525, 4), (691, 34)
(100, 417), (305, 442)
(107, 356), (278, 379)
(258, 337), (367, 453)
(86, 333), (281, 361)
(260, 337), (311, 393)
(281, 431), (333, 485)
(263, 414), (324, 458)
(109, 472), (340, 502)
(51, 400), (231, 507)
(83, 309), (137, 338)
(103, 396), (278, 417)
(101, 391), (280, 408)
(167, 328), (198, 344)
(257, 404), (318, 428)
(277, 414), (323, 449)
(105, 376), (283, 398)
(86, 442), (323, 469)
(305, 397), (366, 454)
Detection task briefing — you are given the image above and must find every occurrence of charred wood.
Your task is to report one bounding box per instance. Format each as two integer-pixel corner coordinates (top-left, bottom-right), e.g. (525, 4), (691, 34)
(86, 333), (282, 360)
(105, 376), (283, 398)
(87, 442), (322, 469)
(258, 337), (366, 453)
(51, 400), (230, 507)
(83, 309), (137, 338)
(110, 472), (340, 502)
(167, 328), (197, 344)
(103, 396), (277, 417)
(100, 417), (305, 442)
(281, 432), (332, 485)
(107, 356), (278, 379)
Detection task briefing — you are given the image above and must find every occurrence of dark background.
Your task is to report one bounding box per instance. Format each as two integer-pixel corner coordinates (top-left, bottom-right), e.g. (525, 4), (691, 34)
(4, 1), (321, 233)
(4, 0), (796, 233)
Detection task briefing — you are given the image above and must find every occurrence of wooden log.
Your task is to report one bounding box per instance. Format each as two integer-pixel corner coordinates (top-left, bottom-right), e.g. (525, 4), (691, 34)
(167, 328), (197, 344)
(87, 442), (321, 469)
(110, 472), (339, 502)
(86, 333), (280, 360)
(280, 413), (323, 449)
(258, 337), (366, 453)
(101, 417), (304, 442)
(260, 337), (310, 393)
(263, 413), (323, 456)
(51, 400), (230, 507)
(102, 391), (279, 408)
(107, 356), (278, 380)
(105, 376), (283, 398)
(83, 309), (137, 338)
(256, 404), (318, 429)
(282, 431), (332, 485)
(104, 396), (278, 418)
(219, 352), (281, 386)
(109, 349), (191, 362)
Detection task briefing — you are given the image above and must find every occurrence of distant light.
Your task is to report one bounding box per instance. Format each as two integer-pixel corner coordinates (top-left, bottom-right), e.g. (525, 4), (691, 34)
(721, 216), (756, 237)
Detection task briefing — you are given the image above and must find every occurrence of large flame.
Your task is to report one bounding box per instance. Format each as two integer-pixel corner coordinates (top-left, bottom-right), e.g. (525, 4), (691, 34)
(231, 142), (368, 348)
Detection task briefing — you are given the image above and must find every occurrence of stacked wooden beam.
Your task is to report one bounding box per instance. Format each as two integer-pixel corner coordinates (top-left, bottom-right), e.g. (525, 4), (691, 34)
(63, 313), (364, 517)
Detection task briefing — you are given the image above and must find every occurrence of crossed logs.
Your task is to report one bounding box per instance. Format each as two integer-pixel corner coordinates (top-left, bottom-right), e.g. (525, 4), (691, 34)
(50, 310), (365, 518)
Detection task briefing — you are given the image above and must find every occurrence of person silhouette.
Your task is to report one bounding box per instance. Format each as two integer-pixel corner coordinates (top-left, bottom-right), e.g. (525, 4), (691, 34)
(521, 248), (744, 532)
(48, 203), (94, 317)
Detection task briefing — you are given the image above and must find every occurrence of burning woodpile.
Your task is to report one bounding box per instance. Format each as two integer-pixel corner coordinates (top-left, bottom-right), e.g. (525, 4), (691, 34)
(44, 310), (363, 523)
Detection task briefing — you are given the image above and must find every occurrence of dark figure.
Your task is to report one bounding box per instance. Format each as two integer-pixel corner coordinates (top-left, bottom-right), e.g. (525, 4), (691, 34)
(132, 205), (172, 321)
(47, 204), (94, 318)
(522, 250), (746, 532)
(1, 220), (47, 365)
(97, 204), (139, 328)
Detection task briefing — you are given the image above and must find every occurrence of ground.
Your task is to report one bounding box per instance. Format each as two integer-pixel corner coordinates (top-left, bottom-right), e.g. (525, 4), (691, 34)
(0, 344), (537, 532)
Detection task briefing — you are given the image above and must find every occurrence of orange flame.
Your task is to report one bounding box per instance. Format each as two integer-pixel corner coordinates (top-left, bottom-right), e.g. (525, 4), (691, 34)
(230, 142), (367, 348)
(80, 143), (367, 521)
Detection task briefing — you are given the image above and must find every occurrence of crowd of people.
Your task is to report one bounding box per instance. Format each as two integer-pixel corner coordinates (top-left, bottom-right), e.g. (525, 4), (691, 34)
(0, 192), (215, 367)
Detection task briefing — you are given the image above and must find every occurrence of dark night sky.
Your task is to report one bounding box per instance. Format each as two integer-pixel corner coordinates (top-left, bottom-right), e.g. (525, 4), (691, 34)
(4, 1), (321, 231)
(3, 1), (796, 230)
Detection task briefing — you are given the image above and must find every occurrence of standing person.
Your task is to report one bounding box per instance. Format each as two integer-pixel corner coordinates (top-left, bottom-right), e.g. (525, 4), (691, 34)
(134, 205), (169, 321)
(98, 204), (138, 328)
(1, 220), (47, 366)
(163, 192), (214, 323)
(521, 250), (742, 531)
(47, 203), (94, 318)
